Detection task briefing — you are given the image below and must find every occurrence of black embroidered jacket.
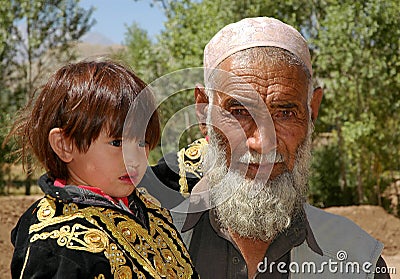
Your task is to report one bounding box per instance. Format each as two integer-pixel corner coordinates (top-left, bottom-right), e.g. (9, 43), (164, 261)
(11, 174), (198, 279)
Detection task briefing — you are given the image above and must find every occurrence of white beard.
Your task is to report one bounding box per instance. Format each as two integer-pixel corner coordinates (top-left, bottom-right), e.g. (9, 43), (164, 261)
(204, 128), (312, 242)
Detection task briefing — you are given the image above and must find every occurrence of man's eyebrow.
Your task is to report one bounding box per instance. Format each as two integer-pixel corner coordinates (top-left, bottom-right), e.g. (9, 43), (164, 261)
(271, 103), (298, 109)
(225, 97), (257, 108)
(226, 98), (242, 106)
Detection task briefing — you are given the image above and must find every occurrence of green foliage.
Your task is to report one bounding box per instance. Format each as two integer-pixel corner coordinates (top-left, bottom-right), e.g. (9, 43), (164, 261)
(5, 0), (95, 94)
(314, 0), (400, 204)
(309, 136), (355, 207)
(114, 23), (155, 82)
(0, 114), (12, 194)
(0, 0), (94, 194)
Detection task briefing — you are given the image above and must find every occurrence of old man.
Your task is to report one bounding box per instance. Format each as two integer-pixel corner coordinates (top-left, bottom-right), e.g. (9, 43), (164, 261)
(141, 17), (390, 279)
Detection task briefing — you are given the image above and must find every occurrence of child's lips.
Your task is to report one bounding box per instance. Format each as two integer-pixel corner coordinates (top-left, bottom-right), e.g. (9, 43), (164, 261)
(119, 173), (137, 184)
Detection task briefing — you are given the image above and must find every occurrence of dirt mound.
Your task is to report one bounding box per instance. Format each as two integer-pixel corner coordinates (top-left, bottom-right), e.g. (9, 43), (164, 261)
(0, 197), (399, 278)
(0, 195), (41, 279)
(325, 205), (400, 256)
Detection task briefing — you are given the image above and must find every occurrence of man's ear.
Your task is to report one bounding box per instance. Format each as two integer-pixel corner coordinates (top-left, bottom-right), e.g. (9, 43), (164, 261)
(48, 128), (74, 163)
(310, 87), (323, 123)
(194, 83), (209, 137)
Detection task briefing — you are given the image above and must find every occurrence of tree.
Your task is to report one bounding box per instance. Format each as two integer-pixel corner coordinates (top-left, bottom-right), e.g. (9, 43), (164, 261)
(8, 0), (94, 97)
(114, 22), (154, 81)
(313, 0), (400, 204)
(1, 0), (95, 195)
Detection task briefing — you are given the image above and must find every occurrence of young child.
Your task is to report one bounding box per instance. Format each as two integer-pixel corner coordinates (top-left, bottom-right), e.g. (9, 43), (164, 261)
(8, 60), (198, 278)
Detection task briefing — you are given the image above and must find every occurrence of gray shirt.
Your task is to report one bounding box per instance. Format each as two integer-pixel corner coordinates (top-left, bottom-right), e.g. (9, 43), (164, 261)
(180, 209), (390, 279)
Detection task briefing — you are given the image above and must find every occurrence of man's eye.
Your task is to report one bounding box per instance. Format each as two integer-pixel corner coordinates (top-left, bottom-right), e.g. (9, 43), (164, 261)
(231, 107), (251, 117)
(275, 110), (295, 119)
(110, 139), (122, 147)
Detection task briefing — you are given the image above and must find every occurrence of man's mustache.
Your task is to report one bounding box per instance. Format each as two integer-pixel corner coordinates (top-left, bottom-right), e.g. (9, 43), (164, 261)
(238, 151), (284, 164)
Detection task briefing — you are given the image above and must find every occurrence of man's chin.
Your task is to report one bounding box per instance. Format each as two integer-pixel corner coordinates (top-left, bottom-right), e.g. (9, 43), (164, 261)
(210, 169), (300, 241)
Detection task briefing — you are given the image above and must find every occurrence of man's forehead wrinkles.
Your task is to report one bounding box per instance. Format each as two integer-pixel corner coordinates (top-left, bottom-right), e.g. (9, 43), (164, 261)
(265, 81), (304, 94)
(212, 61), (309, 108)
(217, 74), (274, 95)
(228, 70), (301, 90)
(215, 81), (305, 107)
(214, 76), (259, 97)
(219, 75), (256, 88)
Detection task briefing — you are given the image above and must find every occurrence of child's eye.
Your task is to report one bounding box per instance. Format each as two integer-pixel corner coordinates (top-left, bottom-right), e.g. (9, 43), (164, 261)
(109, 139), (122, 147)
(138, 140), (148, 148)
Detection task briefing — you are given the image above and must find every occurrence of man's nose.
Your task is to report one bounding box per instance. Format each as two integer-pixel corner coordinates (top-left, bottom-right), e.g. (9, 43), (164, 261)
(246, 123), (276, 154)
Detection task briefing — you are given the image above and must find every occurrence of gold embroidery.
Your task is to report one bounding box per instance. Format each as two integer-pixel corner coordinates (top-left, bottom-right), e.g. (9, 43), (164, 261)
(149, 213), (191, 261)
(37, 197), (56, 221)
(94, 207), (193, 278)
(63, 203), (79, 215)
(29, 196), (193, 278)
(20, 246), (30, 277)
(137, 187), (161, 207)
(30, 204), (101, 233)
(99, 209), (162, 278)
(131, 264), (146, 279)
(105, 243), (127, 275)
(95, 274), (105, 279)
(115, 265), (133, 279)
(177, 138), (207, 196)
(137, 192), (173, 224)
(30, 223), (109, 253)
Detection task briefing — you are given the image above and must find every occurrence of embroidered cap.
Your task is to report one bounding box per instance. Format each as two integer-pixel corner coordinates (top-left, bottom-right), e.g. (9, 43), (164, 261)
(204, 17), (312, 80)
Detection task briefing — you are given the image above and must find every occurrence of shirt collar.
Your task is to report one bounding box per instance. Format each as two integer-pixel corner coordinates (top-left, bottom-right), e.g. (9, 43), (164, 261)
(182, 210), (206, 232)
(54, 178), (129, 208)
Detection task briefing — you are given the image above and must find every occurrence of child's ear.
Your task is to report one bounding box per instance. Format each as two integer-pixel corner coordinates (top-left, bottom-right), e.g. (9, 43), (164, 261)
(48, 128), (74, 163)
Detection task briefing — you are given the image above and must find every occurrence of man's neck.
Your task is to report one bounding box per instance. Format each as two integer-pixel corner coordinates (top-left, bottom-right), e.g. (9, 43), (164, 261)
(229, 229), (272, 279)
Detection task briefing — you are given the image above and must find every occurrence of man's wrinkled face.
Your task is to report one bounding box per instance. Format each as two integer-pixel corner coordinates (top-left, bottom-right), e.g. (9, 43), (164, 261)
(199, 50), (317, 240)
(208, 54), (310, 181)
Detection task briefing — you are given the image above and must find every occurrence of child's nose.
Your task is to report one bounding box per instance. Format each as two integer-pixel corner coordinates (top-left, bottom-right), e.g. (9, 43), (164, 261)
(123, 141), (145, 164)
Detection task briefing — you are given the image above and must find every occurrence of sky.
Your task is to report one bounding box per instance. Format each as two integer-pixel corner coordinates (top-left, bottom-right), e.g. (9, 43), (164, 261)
(79, 0), (166, 45)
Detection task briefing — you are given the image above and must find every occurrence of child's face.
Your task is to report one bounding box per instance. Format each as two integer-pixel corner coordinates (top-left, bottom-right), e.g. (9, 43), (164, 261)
(67, 130), (149, 198)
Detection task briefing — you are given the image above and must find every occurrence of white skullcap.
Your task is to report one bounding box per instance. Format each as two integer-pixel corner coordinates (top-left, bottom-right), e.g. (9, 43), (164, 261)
(204, 17), (312, 80)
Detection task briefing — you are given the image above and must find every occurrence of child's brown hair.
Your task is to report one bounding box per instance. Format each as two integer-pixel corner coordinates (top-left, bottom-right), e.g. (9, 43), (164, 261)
(9, 59), (160, 180)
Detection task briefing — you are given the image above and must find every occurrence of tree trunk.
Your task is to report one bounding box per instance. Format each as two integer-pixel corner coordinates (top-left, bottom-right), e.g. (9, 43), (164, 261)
(357, 160), (363, 204)
(25, 160), (32, 196)
(375, 159), (382, 206)
(336, 121), (347, 191)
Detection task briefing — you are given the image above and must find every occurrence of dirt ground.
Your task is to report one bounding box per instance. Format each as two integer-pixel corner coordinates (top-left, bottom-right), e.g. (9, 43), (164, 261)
(0, 196), (399, 278)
